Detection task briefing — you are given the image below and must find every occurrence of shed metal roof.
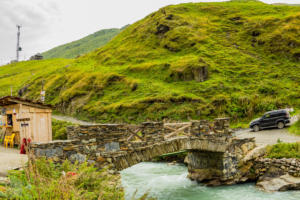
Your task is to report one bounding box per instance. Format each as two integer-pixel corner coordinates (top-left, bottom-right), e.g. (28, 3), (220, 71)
(0, 96), (53, 109)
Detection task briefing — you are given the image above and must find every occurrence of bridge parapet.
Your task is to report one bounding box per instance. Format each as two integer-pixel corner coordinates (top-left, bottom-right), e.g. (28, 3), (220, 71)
(66, 118), (232, 151)
(30, 118), (238, 173)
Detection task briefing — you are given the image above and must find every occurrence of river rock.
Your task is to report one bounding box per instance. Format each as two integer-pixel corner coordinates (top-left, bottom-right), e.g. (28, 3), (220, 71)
(242, 145), (266, 163)
(257, 174), (300, 192)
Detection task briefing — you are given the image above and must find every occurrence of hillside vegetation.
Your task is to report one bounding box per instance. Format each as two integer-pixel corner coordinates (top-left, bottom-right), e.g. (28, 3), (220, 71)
(42, 27), (125, 59)
(266, 142), (300, 159)
(1, 0), (299, 123)
(289, 119), (300, 135)
(2, 159), (124, 200)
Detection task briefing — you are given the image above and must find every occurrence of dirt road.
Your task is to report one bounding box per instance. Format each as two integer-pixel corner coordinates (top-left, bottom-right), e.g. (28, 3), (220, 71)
(236, 115), (299, 146)
(0, 146), (27, 177)
(236, 127), (300, 146)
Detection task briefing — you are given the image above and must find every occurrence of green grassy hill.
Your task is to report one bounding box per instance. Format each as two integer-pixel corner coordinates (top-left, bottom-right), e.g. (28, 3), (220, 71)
(42, 27), (126, 59)
(1, 0), (300, 123)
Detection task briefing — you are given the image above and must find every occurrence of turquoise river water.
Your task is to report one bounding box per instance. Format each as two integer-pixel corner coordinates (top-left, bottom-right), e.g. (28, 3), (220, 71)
(121, 162), (300, 200)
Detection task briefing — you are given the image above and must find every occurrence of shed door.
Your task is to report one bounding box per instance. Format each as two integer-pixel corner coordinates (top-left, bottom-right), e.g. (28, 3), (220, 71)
(38, 113), (48, 142)
(20, 122), (30, 140)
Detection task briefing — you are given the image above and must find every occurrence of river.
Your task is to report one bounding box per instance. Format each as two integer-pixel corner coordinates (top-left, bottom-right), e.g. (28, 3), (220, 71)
(121, 162), (300, 200)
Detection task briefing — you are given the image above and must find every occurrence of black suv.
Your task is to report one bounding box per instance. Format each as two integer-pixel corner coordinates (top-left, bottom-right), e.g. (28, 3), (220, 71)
(250, 109), (291, 132)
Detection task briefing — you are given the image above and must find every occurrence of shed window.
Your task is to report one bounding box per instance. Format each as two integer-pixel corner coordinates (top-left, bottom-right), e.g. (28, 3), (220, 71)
(7, 114), (13, 126)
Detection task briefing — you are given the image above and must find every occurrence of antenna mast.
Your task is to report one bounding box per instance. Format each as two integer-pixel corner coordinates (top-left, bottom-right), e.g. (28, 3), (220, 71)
(16, 25), (22, 62)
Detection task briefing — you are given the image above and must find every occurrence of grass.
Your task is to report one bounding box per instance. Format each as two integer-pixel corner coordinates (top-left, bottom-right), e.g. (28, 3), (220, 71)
(2, 158), (124, 200)
(266, 142), (300, 159)
(42, 27), (126, 59)
(289, 119), (300, 135)
(0, 0), (299, 124)
(52, 119), (74, 140)
(1, 158), (155, 200)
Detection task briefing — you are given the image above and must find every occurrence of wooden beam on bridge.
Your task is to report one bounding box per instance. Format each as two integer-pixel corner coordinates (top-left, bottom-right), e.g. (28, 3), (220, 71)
(127, 128), (143, 141)
(164, 126), (177, 132)
(164, 123), (191, 139)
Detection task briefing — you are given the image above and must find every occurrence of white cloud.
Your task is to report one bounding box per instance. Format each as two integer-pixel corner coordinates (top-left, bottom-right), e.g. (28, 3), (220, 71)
(0, 0), (61, 63)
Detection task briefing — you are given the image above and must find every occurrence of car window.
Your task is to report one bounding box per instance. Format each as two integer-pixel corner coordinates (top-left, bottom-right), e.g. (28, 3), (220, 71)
(274, 113), (282, 117)
(264, 114), (270, 118)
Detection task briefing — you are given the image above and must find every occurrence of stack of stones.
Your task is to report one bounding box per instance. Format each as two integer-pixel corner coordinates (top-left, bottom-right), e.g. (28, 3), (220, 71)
(190, 120), (211, 136)
(67, 124), (131, 151)
(254, 158), (300, 177)
(29, 140), (83, 162)
(140, 122), (165, 145)
(190, 118), (232, 136)
(214, 118), (232, 135)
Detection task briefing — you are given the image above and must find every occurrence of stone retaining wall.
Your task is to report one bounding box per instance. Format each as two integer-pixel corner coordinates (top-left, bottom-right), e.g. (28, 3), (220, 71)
(254, 158), (300, 178)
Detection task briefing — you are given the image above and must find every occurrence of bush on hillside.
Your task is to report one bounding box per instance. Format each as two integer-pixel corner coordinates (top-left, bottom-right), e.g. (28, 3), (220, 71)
(266, 142), (300, 159)
(52, 119), (74, 140)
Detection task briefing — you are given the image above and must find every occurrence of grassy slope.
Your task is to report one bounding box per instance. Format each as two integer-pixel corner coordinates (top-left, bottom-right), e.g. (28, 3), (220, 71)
(266, 142), (300, 158)
(289, 119), (300, 135)
(52, 119), (74, 140)
(1, 0), (299, 123)
(42, 28), (124, 59)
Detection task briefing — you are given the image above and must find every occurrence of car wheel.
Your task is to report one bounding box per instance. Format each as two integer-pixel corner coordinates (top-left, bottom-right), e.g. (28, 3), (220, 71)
(277, 122), (284, 129)
(253, 125), (260, 132)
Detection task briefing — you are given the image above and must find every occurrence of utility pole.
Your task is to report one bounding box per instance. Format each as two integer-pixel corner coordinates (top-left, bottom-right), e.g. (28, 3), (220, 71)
(16, 25), (22, 62)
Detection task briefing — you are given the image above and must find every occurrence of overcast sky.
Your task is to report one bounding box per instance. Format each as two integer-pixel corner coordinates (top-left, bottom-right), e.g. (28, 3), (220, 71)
(0, 0), (299, 64)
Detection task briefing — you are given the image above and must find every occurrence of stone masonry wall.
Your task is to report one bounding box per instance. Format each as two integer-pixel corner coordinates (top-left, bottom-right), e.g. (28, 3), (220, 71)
(67, 124), (132, 151)
(254, 158), (300, 178)
(186, 137), (256, 186)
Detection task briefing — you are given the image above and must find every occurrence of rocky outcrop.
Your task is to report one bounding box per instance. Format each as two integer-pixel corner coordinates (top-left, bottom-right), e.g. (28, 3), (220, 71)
(257, 174), (300, 191)
(253, 157), (300, 192)
(169, 65), (208, 82)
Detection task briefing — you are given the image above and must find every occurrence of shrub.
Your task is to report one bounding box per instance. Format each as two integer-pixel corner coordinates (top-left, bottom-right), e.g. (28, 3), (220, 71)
(52, 119), (74, 140)
(266, 142), (300, 159)
(2, 158), (155, 200)
(3, 158), (124, 200)
(289, 119), (300, 136)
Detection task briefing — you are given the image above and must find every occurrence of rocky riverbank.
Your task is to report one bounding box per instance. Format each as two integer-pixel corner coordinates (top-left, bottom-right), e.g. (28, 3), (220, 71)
(185, 144), (300, 192)
(254, 157), (300, 191)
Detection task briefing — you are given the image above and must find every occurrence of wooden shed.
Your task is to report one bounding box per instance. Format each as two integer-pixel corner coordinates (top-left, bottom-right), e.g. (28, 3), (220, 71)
(0, 96), (52, 145)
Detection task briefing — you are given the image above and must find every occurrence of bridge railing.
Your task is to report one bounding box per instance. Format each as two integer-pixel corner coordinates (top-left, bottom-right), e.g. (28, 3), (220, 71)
(65, 118), (232, 152)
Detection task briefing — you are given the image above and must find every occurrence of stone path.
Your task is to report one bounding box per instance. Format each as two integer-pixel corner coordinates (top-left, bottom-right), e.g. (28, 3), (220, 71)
(52, 115), (98, 125)
(0, 146), (28, 177)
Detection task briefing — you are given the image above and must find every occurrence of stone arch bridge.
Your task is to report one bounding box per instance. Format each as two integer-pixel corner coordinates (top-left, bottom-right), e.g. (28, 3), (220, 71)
(30, 118), (256, 185)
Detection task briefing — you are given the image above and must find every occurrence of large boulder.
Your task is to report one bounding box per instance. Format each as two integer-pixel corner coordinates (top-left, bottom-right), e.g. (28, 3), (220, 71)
(257, 174), (300, 192)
